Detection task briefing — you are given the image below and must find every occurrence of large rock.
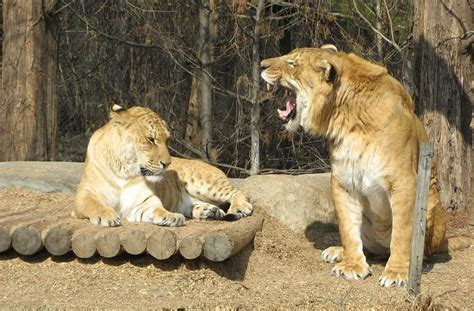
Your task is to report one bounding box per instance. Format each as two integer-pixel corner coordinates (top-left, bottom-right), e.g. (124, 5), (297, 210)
(240, 174), (337, 237)
(0, 161), (83, 194)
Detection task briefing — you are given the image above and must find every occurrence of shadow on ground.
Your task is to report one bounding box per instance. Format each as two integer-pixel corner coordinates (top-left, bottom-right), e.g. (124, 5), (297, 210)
(0, 242), (254, 281)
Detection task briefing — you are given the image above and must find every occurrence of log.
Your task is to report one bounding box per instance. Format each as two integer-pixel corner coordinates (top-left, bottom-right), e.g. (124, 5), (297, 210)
(146, 227), (177, 260)
(0, 225), (11, 253)
(119, 225), (148, 255)
(0, 216), (46, 253)
(95, 227), (123, 258)
(42, 219), (90, 256)
(2, 205), (265, 261)
(11, 224), (44, 256)
(71, 227), (103, 259)
(0, 206), (69, 253)
(178, 227), (208, 260)
(1, 218), (39, 253)
(203, 215), (264, 262)
(11, 214), (70, 255)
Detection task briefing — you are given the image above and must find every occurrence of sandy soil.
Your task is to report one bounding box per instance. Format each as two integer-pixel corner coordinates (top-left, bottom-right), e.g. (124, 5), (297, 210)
(0, 188), (472, 310)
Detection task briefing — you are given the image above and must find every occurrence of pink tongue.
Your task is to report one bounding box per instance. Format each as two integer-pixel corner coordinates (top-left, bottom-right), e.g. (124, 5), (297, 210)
(277, 96), (296, 119)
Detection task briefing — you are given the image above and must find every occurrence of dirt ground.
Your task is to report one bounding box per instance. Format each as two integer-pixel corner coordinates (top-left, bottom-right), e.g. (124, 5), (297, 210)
(0, 188), (472, 310)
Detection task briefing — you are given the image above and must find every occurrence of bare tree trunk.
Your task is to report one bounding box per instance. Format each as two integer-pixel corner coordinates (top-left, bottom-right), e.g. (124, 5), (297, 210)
(412, 0), (472, 213)
(199, 0), (213, 159)
(0, 0), (59, 161)
(185, 78), (203, 153)
(249, 0), (265, 175)
(375, 0), (383, 62)
(186, 0), (219, 159)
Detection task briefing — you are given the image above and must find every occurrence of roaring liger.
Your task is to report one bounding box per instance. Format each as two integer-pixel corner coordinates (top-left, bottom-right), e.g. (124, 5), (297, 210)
(261, 45), (472, 287)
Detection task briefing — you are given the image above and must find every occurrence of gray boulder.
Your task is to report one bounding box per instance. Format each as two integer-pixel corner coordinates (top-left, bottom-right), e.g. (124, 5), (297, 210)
(240, 174), (337, 239)
(0, 161), (83, 194)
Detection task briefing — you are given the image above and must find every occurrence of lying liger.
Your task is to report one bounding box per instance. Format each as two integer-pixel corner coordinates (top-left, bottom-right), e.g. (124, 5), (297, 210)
(74, 105), (253, 227)
(261, 45), (472, 287)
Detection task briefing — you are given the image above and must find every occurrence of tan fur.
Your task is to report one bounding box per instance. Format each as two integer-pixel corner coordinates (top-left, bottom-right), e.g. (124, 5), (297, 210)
(74, 106), (252, 227)
(261, 47), (472, 287)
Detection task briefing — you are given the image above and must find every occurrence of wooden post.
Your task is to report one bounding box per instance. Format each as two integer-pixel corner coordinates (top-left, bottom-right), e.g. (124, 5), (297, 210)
(408, 143), (434, 296)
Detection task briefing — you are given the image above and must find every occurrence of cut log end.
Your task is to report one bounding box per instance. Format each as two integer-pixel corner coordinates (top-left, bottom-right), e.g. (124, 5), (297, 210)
(203, 232), (233, 262)
(12, 226), (43, 255)
(179, 234), (204, 260)
(120, 228), (147, 255)
(0, 225), (12, 253)
(96, 230), (121, 258)
(147, 229), (177, 260)
(71, 230), (98, 259)
(43, 226), (72, 256)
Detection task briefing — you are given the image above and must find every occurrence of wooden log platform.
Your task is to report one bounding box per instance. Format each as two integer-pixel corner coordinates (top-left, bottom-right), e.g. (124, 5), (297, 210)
(0, 207), (264, 261)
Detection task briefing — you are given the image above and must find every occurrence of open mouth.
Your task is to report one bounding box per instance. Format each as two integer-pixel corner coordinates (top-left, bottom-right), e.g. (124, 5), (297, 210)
(266, 83), (297, 121)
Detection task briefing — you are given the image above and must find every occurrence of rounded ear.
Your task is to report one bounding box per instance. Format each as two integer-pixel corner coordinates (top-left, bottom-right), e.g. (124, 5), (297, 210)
(109, 102), (127, 120)
(320, 44), (338, 53)
(320, 59), (337, 83)
(111, 103), (126, 113)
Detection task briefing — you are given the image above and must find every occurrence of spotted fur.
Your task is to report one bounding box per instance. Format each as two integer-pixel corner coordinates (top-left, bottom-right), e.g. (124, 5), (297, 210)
(74, 105), (253, 227)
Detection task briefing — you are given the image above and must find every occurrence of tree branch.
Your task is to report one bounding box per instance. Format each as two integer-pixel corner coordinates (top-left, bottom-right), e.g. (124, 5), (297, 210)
(352, 0), (401, 53)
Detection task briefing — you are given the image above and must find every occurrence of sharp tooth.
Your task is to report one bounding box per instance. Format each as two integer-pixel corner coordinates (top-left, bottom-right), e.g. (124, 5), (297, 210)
(277, 108), (285, 118)
(266, 83), (272, 92)
(284, 89), (288, 97)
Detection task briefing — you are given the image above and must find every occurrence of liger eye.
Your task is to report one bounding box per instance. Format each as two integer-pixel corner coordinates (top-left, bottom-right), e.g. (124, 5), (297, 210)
(146, 137), (155, 144)
(287, 59), (296, 68)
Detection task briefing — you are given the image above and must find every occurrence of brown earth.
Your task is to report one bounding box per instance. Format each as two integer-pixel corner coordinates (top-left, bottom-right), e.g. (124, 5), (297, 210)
(0, 188), (473, 310)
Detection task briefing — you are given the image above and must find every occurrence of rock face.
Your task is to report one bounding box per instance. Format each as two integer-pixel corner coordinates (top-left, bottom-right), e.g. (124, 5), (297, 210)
(240, 174), (337, 236)
(0, 162), (83, 194)
(0, 162), (337, 240)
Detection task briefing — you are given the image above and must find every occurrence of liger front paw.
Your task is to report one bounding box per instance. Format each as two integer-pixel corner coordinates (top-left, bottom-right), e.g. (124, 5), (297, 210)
(322, 246), (344, 263)
(332, 260), (373, 281)
(90, 210), (121, 227)
(378, 266), (408, 287)
(152, 212), (185, 227)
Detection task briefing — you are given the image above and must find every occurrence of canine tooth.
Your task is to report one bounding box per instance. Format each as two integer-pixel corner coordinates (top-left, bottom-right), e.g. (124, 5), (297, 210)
(266, 83), (272, 92)
(277, 108), (284, 118)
